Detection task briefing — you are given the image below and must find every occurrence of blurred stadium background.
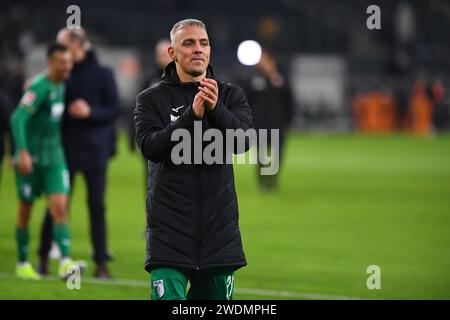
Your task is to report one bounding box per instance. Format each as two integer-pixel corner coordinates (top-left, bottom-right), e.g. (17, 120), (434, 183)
(0, 0), (449, 299)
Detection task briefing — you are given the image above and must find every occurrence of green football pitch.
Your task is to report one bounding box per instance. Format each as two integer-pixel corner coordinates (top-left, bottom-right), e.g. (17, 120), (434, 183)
(1, 132), (449, 300)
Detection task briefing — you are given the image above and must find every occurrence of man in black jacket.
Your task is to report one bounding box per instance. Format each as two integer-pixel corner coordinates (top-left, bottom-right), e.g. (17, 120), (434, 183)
(134, 19), (253, 300)
(243, 50), (294, 191)
(37, 28), (119, 278)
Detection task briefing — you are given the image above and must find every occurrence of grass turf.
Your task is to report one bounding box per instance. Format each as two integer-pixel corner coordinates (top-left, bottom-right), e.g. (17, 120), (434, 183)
(0, 132), (449, 299)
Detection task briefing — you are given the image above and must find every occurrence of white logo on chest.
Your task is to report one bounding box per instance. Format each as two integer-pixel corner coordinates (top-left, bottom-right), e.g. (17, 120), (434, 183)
(170, 105), (187, 122)
(172, 105), (184, 112)
(51, 103), (64, 119)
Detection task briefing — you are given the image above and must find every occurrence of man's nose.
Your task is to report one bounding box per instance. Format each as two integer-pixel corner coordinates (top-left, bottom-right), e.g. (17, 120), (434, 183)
(194, 41), (203, 53)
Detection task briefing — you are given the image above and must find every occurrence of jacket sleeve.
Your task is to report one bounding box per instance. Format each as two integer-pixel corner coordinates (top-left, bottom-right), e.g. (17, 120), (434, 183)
(207, 84), (253, 131)
(134, 91), (199, 162)
(206, 84), (254, 153)
(88, 69), (120, 124)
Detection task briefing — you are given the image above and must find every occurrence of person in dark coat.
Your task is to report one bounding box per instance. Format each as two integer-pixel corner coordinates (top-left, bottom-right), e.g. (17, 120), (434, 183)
(0, 81), (14, 184)
(37, 28), (119, 278)
(134, 19), (253, 300)
(243, 50), (294, 191)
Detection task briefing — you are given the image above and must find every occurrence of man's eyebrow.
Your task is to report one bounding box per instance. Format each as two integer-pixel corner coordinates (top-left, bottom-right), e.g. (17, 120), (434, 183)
(182, 38), (209, 43)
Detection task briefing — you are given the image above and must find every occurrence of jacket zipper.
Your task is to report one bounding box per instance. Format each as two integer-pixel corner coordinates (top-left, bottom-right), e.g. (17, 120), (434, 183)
(195, 94), (202, 271)
(196, 161), (202, 270)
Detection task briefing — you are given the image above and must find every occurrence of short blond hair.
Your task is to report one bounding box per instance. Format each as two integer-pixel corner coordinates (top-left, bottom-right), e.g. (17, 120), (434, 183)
(170, 19), (206, 44)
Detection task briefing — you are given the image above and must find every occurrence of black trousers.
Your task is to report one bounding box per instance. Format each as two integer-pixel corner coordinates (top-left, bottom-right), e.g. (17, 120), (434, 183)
(38, 166), (109, 264)
(256, 129), (286, 190)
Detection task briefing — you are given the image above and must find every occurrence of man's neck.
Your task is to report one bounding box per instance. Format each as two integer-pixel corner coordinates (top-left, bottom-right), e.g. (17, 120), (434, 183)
(176, 63), (206, 83)
(47, 71), (61, 85)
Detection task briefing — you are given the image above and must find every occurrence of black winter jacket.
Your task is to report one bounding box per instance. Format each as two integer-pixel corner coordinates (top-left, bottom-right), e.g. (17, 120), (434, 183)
(63, 50), (120, 171)
(134, 61), (253, 272)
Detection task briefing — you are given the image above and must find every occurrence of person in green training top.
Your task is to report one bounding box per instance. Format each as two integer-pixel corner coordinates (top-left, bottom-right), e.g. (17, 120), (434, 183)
(10, 43), (82, 280)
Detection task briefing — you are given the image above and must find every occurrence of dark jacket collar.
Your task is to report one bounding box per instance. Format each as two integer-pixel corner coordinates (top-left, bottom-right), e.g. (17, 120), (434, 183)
(76, 50), (98, 68)
(161, 61), (215, 88)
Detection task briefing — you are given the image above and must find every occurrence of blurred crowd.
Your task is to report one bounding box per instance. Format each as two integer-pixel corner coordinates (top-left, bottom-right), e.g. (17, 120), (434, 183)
(1, 1), (449, 185)
(351, 74), (447, 135)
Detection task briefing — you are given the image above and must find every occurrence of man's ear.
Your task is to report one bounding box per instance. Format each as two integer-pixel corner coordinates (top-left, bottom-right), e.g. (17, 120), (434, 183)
(168, 46), (176, 61)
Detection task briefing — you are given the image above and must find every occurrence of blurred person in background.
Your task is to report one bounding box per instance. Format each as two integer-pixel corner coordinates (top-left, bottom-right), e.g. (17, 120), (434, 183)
(134, 18), (253, 300)
(0, 76), (15, 187)
(141, 38), (172, 91)
(128, 39), (172, 195)
(430, 78), (446, 131)
(409, 74), (445, 135)
(37, 28), (119, 279)
(10, 43), (85, 280)
(0, 4), (28, 107)
(243, 50), (294, 191)
(394, 76), (412, 131)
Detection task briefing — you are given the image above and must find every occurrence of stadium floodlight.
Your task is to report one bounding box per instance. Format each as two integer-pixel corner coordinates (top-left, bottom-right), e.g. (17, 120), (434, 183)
(237, 40), (262, 66)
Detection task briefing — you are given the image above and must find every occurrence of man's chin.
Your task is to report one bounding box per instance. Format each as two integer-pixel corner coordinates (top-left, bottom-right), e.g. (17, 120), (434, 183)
(188, 69), (205, 78)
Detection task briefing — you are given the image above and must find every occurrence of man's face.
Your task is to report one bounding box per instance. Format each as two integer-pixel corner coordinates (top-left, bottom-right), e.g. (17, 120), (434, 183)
(169, 26), (210, 77)
(57, 31), (84, 62)
(156, 41), (172, 69)
(49, 50), (73, 81)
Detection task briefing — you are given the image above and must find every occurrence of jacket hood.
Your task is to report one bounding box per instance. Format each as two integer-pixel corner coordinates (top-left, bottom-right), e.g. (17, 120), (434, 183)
(160, 61), (215, 88)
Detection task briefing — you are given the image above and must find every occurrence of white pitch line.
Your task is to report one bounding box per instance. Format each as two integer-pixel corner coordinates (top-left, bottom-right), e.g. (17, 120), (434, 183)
(0, 272), (366, 300)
